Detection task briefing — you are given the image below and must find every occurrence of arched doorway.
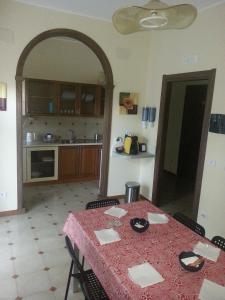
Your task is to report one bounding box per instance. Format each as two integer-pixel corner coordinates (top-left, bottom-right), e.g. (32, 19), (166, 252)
(16, 28), (114, 210)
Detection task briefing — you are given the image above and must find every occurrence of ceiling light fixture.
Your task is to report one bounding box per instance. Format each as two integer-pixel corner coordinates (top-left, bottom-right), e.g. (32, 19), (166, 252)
(139, 11), (168, 28)
(112, 0), (197, 34)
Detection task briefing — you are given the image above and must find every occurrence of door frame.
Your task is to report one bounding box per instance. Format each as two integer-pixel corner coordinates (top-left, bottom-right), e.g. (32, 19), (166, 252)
(16, 28), (114, 210)
(152, 69), (216, 220)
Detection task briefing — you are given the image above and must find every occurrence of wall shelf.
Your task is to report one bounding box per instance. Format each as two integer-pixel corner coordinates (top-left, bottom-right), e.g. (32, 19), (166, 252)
(112, 151), (155, 159)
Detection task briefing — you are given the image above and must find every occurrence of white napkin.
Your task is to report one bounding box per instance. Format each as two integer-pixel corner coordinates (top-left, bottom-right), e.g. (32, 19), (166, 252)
(128, 262), (164, 288)
(147, 212), (169, 224)
(193, 242), (220, 262)
(94, 228), (121, 245)
(199, 279), (225, 300)
(104, 206), (127, 218)
(181, 256), (199, 266)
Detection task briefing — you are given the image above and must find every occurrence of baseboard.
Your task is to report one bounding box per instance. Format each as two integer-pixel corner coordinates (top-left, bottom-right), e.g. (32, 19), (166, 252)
(98, 194), (150, 202)
(0, 208), (25, 217)
(140, 194), (151, 201)
(97, 194), (125, 200)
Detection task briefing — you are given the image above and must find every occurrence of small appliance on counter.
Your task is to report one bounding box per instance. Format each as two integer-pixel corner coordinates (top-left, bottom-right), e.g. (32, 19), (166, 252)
(124, 135), (139, 155)
(114, 137), (124, 153)
(25, 132), (36, 144)
(43, 132), (56, 143)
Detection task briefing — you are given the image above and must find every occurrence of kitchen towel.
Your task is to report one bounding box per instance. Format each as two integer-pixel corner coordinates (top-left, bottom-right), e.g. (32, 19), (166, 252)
(199, 279), (225, 300)
(94, 228), (121, 245)
(128, 262), (164, 288)
(193, 241), (220, 262)
(104, 206), (127, 218)
(147, 212), (169, 224)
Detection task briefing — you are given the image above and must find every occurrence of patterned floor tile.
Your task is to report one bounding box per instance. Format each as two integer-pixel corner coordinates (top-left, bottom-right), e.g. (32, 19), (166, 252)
(0, 181), (99, 299)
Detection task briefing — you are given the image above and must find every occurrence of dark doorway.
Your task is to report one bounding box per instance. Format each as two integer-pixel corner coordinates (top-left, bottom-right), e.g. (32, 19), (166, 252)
(177, 85), (207, 181)
(152, 70), (216, 220)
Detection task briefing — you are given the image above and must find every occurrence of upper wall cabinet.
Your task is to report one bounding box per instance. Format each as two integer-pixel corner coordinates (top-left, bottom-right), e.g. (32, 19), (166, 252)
(59, 83), (78, 116)
(24, 78), (104, 117)
(25, 79), (57, 115)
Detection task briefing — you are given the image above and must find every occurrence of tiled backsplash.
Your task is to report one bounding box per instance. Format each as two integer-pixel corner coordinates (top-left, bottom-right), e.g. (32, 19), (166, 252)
(23, 116), (103, 141)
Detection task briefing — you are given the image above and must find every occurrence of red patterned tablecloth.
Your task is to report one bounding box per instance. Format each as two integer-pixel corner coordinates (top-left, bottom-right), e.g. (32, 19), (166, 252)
(63, 201), (225, 300)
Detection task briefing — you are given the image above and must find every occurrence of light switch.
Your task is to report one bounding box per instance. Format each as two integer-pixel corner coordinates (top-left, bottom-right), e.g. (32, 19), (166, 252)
(207, 159), (216, 166)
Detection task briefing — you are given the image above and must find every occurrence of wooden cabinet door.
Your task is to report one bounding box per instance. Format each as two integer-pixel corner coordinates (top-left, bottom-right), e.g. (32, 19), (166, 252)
(27, 78), (57, 115)
(95, 86), (105, 117)
(79, 84), (97, 116)
(59, 147), (79, 179)
(79, 146), (100, 178)
(59, 83), (78, 116)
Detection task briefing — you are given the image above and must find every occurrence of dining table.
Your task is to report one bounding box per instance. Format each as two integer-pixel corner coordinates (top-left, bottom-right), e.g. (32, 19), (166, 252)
(63, 200), (225, 300)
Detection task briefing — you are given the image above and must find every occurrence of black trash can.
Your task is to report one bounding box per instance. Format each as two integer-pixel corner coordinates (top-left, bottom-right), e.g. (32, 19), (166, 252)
(125, 181), (140, 203)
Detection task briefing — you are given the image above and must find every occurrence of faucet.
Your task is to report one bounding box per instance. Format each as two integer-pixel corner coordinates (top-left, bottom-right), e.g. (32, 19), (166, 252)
(68, 129), (76, 142)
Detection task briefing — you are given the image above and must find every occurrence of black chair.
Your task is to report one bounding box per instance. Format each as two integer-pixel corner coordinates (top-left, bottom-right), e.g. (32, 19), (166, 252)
(173, 212), (205, 237)
(64, 236), (109, 300)
(211, 236), (225, 252)
(86, 198), (120, 210)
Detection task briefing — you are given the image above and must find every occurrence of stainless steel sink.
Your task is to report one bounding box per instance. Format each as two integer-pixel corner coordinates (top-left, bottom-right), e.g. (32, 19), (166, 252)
(60, 139), (76, 144)
(60, 138), (101, 144)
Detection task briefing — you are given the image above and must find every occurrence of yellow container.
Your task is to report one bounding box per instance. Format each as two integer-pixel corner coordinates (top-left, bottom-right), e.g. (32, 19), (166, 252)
(124, 137), (132, 154)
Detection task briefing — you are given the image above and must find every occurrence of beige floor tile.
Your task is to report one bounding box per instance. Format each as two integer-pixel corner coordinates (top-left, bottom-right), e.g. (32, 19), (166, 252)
(16, 270), (51, 298)
(55, 286), (85, 300)
(22, 290), (56, 300)
(42, 247), (70, 268)
(0, 278), (17, 299)
(0, 257), (14, 281)
(14, 253), (44, 276)
(0, 181), (99, 299)
(48, 262), (70, 288)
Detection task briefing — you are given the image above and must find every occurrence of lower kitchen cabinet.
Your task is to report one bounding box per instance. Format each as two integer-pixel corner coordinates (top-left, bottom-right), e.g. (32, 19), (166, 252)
(59, 145), (101, 182)
(59, 147), (79, 179)
(79, 145), (100, 178)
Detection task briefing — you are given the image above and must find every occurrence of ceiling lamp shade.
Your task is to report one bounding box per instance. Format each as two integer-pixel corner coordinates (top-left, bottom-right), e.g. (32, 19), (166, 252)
(112, 0), (197, 34)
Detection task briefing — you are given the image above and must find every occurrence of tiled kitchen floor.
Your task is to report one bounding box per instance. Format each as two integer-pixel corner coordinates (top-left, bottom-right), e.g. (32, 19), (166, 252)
(0, 181), (100, 300)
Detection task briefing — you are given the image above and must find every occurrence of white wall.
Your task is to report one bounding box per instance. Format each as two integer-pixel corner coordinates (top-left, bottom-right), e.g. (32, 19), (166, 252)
(23, 37), (103, 84)
(140, 3), (225, 238)
(0, 0), (148, 211)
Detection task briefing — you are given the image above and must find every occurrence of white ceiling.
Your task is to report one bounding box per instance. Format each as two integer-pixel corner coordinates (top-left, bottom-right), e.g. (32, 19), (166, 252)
(15, 0), (225, 21)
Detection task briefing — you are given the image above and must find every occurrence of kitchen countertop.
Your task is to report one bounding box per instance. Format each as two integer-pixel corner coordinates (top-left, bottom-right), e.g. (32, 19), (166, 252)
(23, 139), (103, 147)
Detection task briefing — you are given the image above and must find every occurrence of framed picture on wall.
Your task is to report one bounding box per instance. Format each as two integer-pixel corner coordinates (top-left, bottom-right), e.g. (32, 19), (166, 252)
(119, 92), (139, 115)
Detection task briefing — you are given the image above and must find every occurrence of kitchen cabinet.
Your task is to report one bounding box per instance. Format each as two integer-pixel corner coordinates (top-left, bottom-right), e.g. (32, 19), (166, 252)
(24, 78), (104, 117)
(79, 145), (100, 177)
(79, 84), (103, 116)
(59, 147), (79, 179)
(24, 144), (102, 185)
(25, 78), (57, 115)
(59, 83), (79, 116)
(59, 145), (101, 182)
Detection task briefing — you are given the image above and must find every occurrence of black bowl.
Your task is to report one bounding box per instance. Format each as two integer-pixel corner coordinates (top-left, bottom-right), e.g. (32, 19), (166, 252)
(179, 251), (204, 272)
(130, 218), (149, 233)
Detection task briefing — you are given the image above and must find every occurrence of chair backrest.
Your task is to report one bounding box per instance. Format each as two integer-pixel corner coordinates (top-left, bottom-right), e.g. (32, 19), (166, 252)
(65, 236), (83, 273)
(86, 198), (120, 210)
(211, 236), (225, 252)
(173, 212), (205, 237)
